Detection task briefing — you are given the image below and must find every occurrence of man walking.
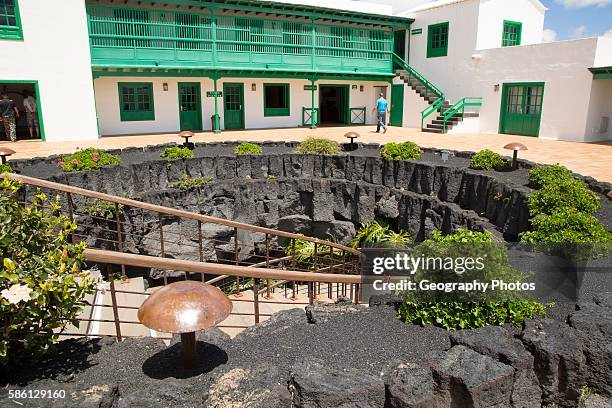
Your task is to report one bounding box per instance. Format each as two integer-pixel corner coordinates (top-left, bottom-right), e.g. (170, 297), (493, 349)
(24, 93), (39, 139)
(0, 93), (19, 142)
(373, 93), (389, 134)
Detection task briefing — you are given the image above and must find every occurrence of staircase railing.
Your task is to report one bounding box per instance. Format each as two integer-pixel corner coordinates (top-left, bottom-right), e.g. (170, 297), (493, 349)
(421, 97), (444, 130)
(392, 53), (444, 99)
(442, 97), (483, 133)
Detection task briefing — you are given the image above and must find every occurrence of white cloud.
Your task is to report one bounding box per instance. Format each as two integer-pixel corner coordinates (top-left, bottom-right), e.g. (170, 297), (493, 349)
(604, 29), (612, 37)
(555, 0), (612, 8)
(569, 25), (589, 38)
(542, 29), (558, 42)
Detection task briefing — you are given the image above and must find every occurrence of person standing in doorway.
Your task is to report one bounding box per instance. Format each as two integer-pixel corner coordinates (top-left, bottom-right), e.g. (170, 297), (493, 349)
(0, 93), (19, 142)
(24, 92), (40, 139)
(373, 93), (389, 134)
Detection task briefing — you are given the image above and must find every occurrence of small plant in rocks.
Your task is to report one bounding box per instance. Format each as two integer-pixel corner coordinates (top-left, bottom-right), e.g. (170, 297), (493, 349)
(528, 177), (600, 216)
(58, 148), (120, 172)
(234, 142), (262, 155)
(528, 164), (573, 189)
(1, 176), (94, 365)
(0, 164), (11, 173)
(520, 207), (612, 244)
(295, 138), (340, 155)
(160, 146), (193, 160)
(380, 141), (421, 161)
(80, 200), (122, 219)
(469, 149), (505, 171)
(170, 174), (212, 192)
(351, 220), (411, 248)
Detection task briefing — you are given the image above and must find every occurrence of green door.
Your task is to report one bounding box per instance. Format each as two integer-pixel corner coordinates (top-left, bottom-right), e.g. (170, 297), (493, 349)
(178, 82), (202, 131)
(500, 83), (544, 137)
(390, 84), (404, 127)
(223, 83), (244, 130)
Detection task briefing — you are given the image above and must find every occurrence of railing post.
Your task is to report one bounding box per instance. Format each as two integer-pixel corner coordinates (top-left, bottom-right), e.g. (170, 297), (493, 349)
(115, 203), (126, 279)
(198, 220), (205, 282)
(234, 227), (241, 297)
(106, 264), (122, 342)
(253, 278), (260, 324)
(265, 234), (271, 299)
(66, 192), (76, 244)
(291, 239), (297, 300)
(159, 213), (167, 285)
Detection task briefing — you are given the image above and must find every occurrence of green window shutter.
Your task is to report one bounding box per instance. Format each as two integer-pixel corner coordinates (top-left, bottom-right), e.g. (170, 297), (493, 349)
(502, 20), (522, 47)
(263, 83), (290, 117)
(427, 22), (449, 58)
(118, 83), (155, 121)
(0, 0), (23, 40)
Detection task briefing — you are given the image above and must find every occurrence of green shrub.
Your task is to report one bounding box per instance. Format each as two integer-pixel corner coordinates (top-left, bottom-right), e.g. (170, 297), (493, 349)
(58, 148), (120, 172)
(0, 164), (11, 173)
(80, 200), (122, 219)
(429, 229), (494, 243)
(528, 165), (573, 189)
(0, 176), (94, 365)
(380, 141), (421, 161)
(160, 146), (193, 160)
(170, 174), (212, 191)
(295, 138), (340, 155)
(234, 142), (262, 155)
(351, 220), (411, 248)
(398, 299), (546, 331)
(520, 207), (612, 244)
(469, 149), (505, 171)
(528, 178), (600, 216)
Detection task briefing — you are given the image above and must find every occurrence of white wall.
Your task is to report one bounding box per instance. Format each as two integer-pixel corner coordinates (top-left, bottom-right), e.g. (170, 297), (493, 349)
(476, 0), (545, 49)
(0, 0), (98, 141)
(473, 38), (600, 141)
(584, 80), (612, 141)
(95, 77), (390, 135)
(269, 0), (393, 15)
(593, 37), (612, 68)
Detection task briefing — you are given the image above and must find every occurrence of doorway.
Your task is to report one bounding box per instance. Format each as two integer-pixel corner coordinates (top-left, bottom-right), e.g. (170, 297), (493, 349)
(223, 83), (245, 130)
(0, 81), (44, 141)
(390, 84), (404, 127)
(319, 85), (349, 125)
(178, 82), (202, 131)
(393, 30), (407, 67)
(499, 82), (544, 137)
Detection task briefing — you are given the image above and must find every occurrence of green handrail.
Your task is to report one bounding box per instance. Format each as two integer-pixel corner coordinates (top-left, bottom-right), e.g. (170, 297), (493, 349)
(442, 97), (483, 133)
(420, 97), (444, 130)
(392, 53), (444, 99)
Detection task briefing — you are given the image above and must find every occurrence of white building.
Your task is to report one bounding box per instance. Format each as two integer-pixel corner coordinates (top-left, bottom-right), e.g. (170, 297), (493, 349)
(0, 0), (610, 143)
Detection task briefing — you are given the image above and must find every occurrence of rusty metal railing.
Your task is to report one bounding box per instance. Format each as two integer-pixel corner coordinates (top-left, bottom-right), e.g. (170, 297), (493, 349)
(6, 173), (363, 340)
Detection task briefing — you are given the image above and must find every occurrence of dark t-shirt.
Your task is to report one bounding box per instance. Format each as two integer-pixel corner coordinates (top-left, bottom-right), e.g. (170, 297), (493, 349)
(0, 98), (15, 117)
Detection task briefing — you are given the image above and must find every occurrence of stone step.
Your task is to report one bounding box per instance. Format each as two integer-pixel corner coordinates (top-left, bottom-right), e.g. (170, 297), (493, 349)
(422, 127), (444, 134)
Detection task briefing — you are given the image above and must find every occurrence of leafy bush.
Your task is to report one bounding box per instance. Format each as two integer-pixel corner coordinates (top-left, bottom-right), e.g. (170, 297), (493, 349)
(528, 164), (573, 189)
(1, 176), (94, 365)
(295, 138), (340, 155)
(58, 148), (120, 172)
(528, 178), (600, 216)
(80, 200), (122, 219)
(234, 142), (262, 155)
(398, 228), (548, 331)
(398, 299), (546, 331)
(160, 146), (193, 160)
(351, 220), (411, 248)
(520, 207), (612, 244)
(170, 174), (212, 192)
(469, 149), (504, 171)
(0, 164), (11, 173)
(380, 141), (421, 161)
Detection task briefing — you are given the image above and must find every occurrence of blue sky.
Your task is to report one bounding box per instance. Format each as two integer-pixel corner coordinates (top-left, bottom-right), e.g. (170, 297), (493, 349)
(541, 0), (612, 41)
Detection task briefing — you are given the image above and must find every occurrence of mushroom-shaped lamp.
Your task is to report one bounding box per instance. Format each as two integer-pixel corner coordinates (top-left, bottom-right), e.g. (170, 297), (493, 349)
(503, 142), (528, 170)
(0, 147), (15, 165)
(138, 281), (232, 369)
(344, 131), (360, 150)
(179, 130), (195, 149)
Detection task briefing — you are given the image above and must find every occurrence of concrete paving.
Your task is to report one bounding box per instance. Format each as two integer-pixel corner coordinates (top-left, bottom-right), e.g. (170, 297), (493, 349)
(3, 126), (611, 182)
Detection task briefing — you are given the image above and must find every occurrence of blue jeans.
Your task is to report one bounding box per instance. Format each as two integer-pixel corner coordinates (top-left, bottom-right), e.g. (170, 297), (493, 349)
(377, 112), (387, 132)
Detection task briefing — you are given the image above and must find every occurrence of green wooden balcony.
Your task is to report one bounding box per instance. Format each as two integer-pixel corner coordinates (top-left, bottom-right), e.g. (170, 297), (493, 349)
(87, 6), (395, 77)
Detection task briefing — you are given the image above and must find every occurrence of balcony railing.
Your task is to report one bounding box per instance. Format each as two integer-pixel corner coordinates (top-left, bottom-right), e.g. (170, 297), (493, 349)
(87, 5), (394, 75)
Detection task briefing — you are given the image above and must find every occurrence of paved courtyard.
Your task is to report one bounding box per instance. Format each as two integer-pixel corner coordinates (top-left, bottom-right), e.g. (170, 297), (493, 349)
(2, 126), (611, 182)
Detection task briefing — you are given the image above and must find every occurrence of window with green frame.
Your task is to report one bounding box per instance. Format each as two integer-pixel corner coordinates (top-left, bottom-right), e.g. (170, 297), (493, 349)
(264, 84), (290, 117)
(0, 0), (22, 40)
(118, 83), (155, 121)
(502, 20), (522, 47)
(427, 22), (448, 58)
